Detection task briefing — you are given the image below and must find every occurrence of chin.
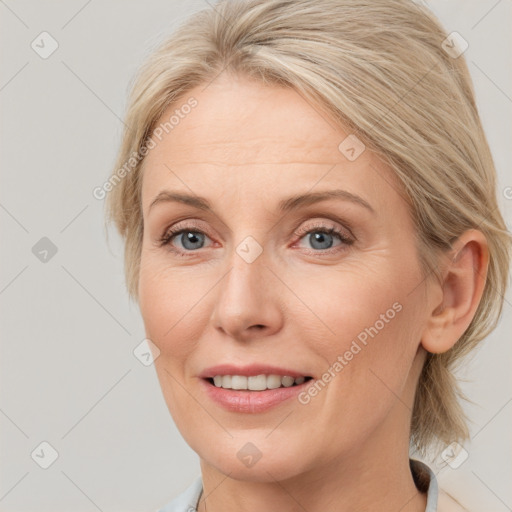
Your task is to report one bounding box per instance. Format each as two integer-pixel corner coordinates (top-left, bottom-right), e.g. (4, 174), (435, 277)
(193, 434), (315, 482)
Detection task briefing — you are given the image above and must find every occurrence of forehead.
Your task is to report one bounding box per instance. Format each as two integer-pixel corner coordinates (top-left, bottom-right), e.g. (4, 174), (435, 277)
(141, 73), (402, 212)
(149, 74), (343, 160)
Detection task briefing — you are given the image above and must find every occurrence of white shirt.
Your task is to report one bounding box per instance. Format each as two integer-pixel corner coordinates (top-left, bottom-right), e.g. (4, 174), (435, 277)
(156, 459), (457, 512)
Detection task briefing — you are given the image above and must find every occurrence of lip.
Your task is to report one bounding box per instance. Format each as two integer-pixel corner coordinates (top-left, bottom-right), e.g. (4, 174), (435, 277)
(198, 364), (310, 379)
(198, 364), (313, 413)
(199, 378), (311, 413)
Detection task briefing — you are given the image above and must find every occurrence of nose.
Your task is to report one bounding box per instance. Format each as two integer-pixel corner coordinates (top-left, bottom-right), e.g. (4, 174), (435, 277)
(210, 248), (284, 342)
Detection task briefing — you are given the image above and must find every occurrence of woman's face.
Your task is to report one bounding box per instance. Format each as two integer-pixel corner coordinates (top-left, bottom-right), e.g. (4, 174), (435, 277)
(139, 73), (434, 481)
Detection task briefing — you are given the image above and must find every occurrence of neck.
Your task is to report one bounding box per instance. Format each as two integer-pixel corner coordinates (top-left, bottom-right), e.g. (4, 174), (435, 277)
(197, 409), (427, 512)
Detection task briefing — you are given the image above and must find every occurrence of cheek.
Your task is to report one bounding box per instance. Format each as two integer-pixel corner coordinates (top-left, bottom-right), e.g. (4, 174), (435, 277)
(295, 256), (423, 405)
(138, 251), (203, 361)
(287, 256), (411, 353)
(138, 254), (211, 432)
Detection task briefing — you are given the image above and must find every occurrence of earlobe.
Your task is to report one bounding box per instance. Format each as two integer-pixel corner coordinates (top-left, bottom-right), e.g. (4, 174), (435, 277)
(421, 229), (489, 355)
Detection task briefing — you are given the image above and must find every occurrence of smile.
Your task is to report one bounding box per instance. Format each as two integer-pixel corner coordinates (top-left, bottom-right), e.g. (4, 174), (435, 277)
(209, 374), (311, 391)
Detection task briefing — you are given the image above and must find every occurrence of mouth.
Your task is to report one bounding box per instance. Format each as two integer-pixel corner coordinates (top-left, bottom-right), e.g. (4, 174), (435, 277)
(201, 376), (313, 413)
(198, 365), (314, 413)
(206, 374), (313, 391)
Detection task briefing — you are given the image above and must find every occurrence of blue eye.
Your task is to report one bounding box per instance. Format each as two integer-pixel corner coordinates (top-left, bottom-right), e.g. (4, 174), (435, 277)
(176, 231), (206, 251)
(158, 221), (354, 257)
(159, 229), (210, 253)
(294, 225), (353, 253)
(305, 229), (338, 250)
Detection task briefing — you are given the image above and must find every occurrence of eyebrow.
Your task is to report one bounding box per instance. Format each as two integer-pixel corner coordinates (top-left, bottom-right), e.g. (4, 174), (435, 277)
(148, 189), (375, 214)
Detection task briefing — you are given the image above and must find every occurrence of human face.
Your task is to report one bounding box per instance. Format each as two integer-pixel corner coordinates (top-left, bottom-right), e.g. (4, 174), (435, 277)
(139, 73), (430, 482)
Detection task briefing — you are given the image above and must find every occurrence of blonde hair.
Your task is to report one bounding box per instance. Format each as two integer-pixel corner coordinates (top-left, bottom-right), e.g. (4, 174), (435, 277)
(106, 0), (511, 453)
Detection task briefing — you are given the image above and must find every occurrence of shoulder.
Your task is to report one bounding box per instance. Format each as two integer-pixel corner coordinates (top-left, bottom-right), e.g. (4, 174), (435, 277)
(155, 476), (203, 512)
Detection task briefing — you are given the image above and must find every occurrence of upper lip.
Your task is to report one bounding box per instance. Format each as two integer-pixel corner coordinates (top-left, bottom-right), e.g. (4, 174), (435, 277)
(198, 364), (310, 379)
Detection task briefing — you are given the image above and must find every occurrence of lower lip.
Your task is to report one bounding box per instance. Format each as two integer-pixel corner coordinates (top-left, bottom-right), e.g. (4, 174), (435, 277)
(200, 378), (309, 413)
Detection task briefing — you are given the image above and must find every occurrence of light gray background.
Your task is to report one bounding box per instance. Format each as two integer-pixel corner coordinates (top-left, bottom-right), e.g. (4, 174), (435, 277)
(0, 1), (510, 511)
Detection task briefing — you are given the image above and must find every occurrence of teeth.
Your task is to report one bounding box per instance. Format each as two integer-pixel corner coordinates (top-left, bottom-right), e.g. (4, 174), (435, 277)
(231, 375), (247, 390)
(266, 375), (282, 389)
(247, 375), (267, 391)
(281, 376), (295, 387)
(211, 374), (308, 390)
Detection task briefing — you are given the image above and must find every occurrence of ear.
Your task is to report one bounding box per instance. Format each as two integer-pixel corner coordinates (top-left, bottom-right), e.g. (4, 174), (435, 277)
(421, 229), (489, 354)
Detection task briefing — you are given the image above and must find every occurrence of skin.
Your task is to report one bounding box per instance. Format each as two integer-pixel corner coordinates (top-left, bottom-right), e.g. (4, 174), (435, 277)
(138, 72), (489, 512)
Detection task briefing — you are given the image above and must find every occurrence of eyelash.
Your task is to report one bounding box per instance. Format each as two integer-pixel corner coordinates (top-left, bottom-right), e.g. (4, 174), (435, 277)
(157, 220), (354, 257)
